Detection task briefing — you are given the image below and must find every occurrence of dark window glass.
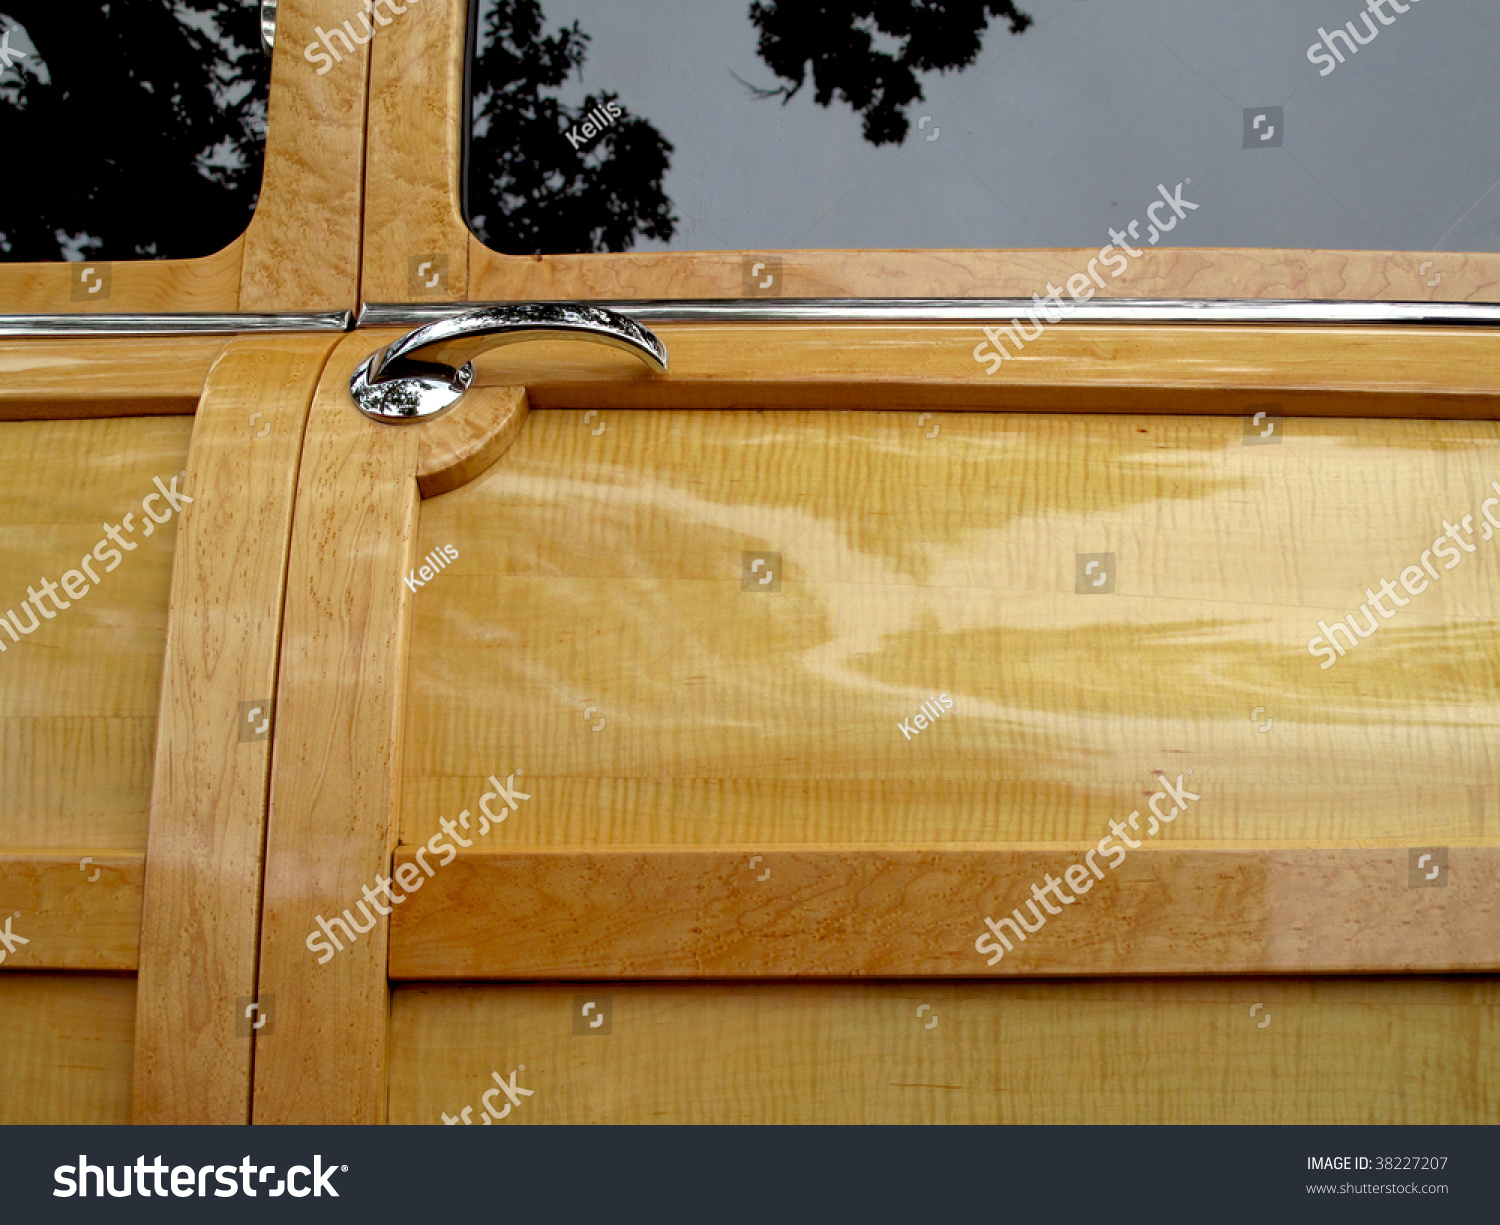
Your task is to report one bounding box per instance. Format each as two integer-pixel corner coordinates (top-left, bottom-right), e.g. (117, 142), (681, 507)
(0, 1), (269, 262)
(464, 0), (1500, 257)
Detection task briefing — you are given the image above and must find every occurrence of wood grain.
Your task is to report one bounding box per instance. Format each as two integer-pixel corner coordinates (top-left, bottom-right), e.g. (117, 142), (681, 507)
(361, 0), (470, 304)
(237, 0), (371, 312)
(0, 416), (193, 850)
(459, 323), (1500, 418)
(252, 335), (539, 1123)
(0, 243), (243, 316)
(389, 846), (1499, 978)
(470, 242), (1500, 306)
(0, 975), (137, 1124)
(387, 979), (1500, 1124)
(0, 337), (223, 421)
(132, 335), (339, 1125)
(0, 852), (143, 970)
(417, 387), (529, 498)
(396, 407), (1500, 974)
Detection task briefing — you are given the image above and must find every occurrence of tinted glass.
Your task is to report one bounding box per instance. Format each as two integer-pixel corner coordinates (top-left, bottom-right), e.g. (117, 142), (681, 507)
(464, 0), (1500, 258)
(0, 1), (268, 261)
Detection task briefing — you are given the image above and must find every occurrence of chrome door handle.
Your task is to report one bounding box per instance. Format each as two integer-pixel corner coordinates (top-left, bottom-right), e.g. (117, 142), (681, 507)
(349, 303), (669, 422)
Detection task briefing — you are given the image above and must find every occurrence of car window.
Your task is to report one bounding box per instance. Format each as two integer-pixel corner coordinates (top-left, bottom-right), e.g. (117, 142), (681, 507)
(0, 1), (269, 262)
(463, 0), (1500, 259)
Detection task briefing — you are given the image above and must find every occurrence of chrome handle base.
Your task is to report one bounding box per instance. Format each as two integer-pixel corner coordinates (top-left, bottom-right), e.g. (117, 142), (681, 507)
(349, 303), (669, 422)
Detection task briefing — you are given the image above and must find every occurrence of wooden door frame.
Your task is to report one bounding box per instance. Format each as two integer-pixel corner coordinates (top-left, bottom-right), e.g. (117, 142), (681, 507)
(251, 321), (1500, 1121)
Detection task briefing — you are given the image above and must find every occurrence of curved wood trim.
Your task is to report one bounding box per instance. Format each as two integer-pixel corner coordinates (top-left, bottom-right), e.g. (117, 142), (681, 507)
(363, 1), (1500, 305)
(416, 387), (529, 498)
(132, 334), (340, 1125)
(0, 0), (369, 315)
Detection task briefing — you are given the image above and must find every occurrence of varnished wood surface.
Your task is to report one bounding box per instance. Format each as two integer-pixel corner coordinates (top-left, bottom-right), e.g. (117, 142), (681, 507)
(462, 324), (1500, 418)
(133, 336), (338, 1124)
(0, 337), (224, 420)
(397, 406), (1500, 974)
(236, 0), (371, 312)
(0, 852), (142, 970)
(0, 243), (244, 317)
(361, 0), (1500, 303)
(416, 387), (529, 499)
(0, 416), (192, 850)
(252, 336), (424, 1124)
(389, 846), (1500, 979)
(404, 408), (1500, 845)
(360, 0), (470, 305)
(470, 242), (1500, 306)
(387, 979), (1500, 1124)
(0, 975), (136, 1124)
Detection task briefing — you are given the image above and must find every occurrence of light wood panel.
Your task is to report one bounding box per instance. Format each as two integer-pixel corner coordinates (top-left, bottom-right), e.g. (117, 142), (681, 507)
(0, 0), (367, 314)
(0, 415), (193, 850)
(395, 406), (1500, 975)
(365, 1), (1500, 303)
(403, 409), (1500, 846)
(0, 975), (136, 1124)
(387, 979), (1500, 1124)
(0, 337), (223, 421)
(0, 852), (142, 971)
(389, 847), (1500, 979)
(132, 335), (339, 1125)
(463, 323), (1500, 417)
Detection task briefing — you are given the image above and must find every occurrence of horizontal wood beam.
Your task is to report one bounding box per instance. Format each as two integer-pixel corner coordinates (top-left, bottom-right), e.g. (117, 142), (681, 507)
(0, 337), (227, 421)
(450, 323), (1500, 418)
(0, 852), (143, 971)
(388, 845), (1500, 978)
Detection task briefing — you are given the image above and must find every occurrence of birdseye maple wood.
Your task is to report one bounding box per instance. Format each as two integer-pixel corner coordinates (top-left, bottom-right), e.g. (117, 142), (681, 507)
(132, 334), (341, 1125)
(252, 334), (530, 1124)
(364, 0), (1500, 303)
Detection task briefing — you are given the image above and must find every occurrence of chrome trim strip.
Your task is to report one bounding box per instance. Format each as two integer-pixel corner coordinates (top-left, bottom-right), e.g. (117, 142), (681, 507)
(0, 311), (353, 337)
(359, 298), (1500, 328)
(260, 0), (278, 55)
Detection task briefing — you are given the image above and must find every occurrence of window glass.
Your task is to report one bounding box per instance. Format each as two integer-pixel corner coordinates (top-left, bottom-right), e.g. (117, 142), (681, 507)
(465, 0), (1500, 258)
(0, 1), (269, 261)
